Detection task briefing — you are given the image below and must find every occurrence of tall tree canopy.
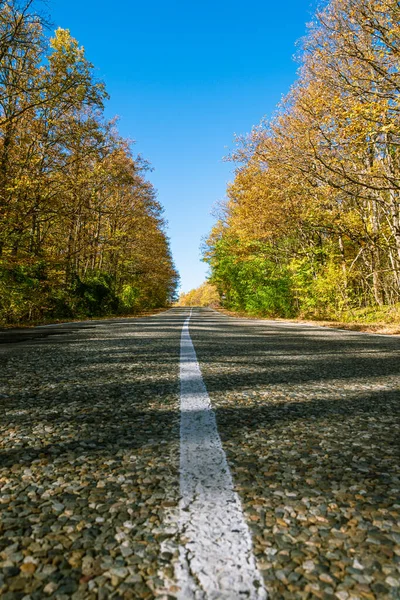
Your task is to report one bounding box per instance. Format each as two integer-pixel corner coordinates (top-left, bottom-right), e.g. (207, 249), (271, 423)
(204, 0), (400, 318)
(0, 0), (178, 323)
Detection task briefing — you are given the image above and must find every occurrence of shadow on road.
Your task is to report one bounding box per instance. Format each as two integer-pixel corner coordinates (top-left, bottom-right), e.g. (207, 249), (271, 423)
(0, 308), (399, 598)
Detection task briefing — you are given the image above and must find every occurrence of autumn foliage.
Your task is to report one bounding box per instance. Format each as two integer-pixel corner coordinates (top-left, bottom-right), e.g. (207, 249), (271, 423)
(204, 0), (400, 318)
(0, 0), (178, 323)
(178, 282), (220, 307)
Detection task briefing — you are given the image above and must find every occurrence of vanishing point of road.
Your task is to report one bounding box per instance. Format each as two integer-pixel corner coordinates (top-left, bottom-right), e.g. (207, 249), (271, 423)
(0, 308), (399, 599)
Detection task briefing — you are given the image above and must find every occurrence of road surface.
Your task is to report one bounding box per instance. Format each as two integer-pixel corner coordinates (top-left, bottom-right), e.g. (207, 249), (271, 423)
(0, 308), (399, 599)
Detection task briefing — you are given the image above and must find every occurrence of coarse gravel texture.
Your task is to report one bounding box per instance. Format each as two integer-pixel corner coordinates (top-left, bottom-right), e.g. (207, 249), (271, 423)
(189, 309), (400, 600)
(1, 307), (400, 600)
(0, 311), (187, 600)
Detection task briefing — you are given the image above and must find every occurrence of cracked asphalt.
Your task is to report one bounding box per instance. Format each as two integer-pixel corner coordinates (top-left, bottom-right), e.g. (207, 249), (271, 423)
(0, 307), (399, 600)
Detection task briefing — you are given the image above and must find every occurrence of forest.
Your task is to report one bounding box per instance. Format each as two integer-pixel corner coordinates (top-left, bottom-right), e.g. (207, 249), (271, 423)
(178, 282), (219, 307)
(0, 0), (178, 324)
(204, 0), (400, 321)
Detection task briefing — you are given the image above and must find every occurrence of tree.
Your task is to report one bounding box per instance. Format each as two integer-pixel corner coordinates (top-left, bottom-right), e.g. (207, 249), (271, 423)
(0, 1), (178, 323)
(204, 0), (400, 317)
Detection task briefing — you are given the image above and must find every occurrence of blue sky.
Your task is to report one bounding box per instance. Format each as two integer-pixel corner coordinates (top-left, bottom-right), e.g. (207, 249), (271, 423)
(49, 0), (316, 293)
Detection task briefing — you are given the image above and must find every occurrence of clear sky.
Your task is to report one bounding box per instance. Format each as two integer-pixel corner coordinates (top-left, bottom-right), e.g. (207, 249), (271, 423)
(49, 0), (316, 293)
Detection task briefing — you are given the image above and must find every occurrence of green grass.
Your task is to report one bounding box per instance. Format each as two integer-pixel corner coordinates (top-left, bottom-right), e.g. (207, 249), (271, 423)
(334, 303), (400, 325)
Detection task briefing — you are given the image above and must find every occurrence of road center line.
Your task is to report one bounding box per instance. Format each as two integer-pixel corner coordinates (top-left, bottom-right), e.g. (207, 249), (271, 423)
(176, 309), (267, 599)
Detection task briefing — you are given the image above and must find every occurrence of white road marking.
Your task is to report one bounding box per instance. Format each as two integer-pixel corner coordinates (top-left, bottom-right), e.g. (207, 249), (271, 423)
(177, 309), (267, 599)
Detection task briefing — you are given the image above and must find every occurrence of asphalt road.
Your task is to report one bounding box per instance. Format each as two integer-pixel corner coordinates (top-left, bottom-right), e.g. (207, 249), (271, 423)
(0, 307), (399, 600)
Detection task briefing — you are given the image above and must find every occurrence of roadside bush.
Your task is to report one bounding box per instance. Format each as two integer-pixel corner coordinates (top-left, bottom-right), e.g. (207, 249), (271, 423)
(119, 284), (141, 312)
(71, 272), (119, 317)
(0, 262), (49, 323)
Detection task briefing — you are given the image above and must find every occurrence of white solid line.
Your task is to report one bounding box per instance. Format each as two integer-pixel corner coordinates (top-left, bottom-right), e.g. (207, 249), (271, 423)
(176, 309), (267, 599)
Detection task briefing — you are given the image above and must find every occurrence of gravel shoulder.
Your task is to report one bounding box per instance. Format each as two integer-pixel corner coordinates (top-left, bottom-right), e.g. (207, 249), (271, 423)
(189, 308), (400, 600)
